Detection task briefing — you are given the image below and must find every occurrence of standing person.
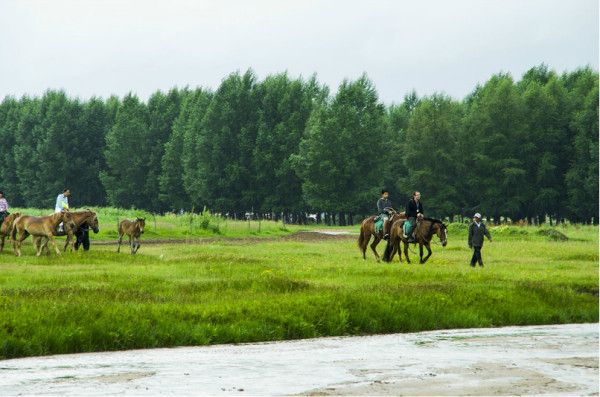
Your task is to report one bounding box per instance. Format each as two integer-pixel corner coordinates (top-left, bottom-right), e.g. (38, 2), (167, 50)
(55, 188), (70, 232)
(404, 191), (423, 243)
(468, 213), (492, 267)
(0, 191), (9, 226)
(74, 222), (90, 251)
(377, 189), (394, 240)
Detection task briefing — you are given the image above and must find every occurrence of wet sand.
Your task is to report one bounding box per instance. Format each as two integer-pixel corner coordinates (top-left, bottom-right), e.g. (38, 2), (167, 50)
(0, 323), (597, 396)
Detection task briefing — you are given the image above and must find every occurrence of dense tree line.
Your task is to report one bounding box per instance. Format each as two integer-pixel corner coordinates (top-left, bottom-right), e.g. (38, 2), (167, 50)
(0, 65), (597, 224)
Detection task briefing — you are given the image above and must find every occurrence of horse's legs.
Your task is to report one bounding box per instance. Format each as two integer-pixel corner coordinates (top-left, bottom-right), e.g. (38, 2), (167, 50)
(48, 235), (61, 255)
(117, 233), (123, 253)
(134, 237), (141, 254)
(0, 234), (5, 252)
(361, 232), (371, 259)
(44, 237), (52, 255)
(422, 242), (433, 263)
(129, 236), (134, 254)
(63, 234), (69, 252)
(14, 230), (28, 257)
(419, 243), (424, 263)
(395, 239), (402, 263)
(370, 235), (381, 262)
(33, 236), (41, 256)
(404, 241), (410, 264)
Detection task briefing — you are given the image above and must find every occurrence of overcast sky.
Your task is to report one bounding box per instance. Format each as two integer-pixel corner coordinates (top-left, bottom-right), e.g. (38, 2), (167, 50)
(1, 0), (597, 104)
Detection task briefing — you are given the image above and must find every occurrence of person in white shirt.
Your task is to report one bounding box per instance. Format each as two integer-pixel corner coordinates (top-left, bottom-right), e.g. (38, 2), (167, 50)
(0, 191), (9, 226)
(55, 188), (71, 232)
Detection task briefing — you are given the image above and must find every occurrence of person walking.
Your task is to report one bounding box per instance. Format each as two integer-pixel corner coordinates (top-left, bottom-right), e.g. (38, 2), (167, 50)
(468, 213), (492, 267)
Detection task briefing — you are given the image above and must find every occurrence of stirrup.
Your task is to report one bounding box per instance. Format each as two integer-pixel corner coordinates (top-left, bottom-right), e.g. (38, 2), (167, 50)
(383, 233), (389, 240)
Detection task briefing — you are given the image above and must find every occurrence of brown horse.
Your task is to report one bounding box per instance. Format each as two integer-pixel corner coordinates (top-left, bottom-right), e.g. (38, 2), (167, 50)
(358, 211), (406, 261)
(57, 210), (100, 251)
(0, 212), (21, 252)
(12, 211), (76, 256)
(117, 218), (145, 254)
(383, 217), (447, 264)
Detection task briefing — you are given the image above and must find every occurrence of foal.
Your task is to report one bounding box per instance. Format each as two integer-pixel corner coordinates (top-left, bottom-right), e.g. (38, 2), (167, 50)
(117, 218), (145, 254)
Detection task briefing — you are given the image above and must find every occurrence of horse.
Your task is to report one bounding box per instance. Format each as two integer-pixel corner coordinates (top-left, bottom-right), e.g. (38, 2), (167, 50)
(358, 211), (406, 261)
(382, 216), (447, 264)
(12, 211), (76, 256)
(56, 210), (100, 251)
(117, 218), (145, 254)
(0, 212), (21, 252)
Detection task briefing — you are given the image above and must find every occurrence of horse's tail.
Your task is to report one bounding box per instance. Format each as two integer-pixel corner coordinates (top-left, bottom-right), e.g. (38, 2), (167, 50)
(357, 228), (365, 250)
(382, 238), (393, 262)
(11, 218), (18, 241)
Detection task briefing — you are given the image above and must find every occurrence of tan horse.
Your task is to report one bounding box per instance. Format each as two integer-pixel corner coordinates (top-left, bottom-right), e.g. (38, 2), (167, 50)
(117, 218), (145, 254)
(358, 211), (406, 261)
(12, 211), (76, 256)
(383, 217), (447, 264)
(0, 212), (21, 252)
(57, 210), (100, 251)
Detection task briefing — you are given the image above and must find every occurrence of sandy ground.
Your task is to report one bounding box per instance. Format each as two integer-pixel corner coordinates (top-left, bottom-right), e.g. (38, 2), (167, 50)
(0, 323), (597, 396)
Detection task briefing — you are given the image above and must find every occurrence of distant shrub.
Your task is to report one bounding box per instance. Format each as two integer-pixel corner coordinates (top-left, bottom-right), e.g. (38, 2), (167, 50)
(536, 228), (568, 241)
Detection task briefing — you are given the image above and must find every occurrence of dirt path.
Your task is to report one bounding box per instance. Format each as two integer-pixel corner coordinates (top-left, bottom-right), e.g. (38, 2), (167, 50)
(91, 230), (357, 246)
(0, 323), (597, 396)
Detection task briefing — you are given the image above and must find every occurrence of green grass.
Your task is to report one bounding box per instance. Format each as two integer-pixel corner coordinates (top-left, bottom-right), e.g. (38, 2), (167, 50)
(0, 219), (597, 360)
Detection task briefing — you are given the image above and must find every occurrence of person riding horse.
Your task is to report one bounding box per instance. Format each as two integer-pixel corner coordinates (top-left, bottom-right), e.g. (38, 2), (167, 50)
(404, 191), (423, 243)
(55, 188), (70, 233)
(0, 191), (9, 227)
(377, 189), (394, 240)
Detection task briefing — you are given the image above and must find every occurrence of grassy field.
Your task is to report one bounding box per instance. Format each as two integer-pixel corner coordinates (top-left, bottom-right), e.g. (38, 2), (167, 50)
(0, 214), (597, 360)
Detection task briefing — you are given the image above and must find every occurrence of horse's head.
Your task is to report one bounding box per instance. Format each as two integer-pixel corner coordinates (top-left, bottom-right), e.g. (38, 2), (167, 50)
(136, 217), (146, 234)
(88, 211), (99, 234)
(435, 222), (448, 247)
(61, 210), (77, 231)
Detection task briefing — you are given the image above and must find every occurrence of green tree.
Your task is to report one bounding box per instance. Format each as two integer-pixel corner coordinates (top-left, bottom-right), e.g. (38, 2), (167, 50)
(401, 94), (464, 218)
(0, 97), (22, 205)
(188, 70), (260, 214)
(463, 74), (527, 221)
(253, 74), (326, 216)
(13, 97), (43, 207)
(145, 89), (183, 212)
(565, 82), (599, 223)
(100, 94), (150, 209)
(160, 88), (212, 211)
(292, 75), (388, 223)
(385, 91), (418, 202)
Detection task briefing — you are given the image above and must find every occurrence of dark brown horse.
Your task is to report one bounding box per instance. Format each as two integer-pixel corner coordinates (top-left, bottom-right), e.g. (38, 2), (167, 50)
(57, 210), (100, 251)
(383, 217), (447, 264)
(0, 212), (20, 252)
(12, 211), (76, 256)
(117, 218), (145, 254)
(358, 211), (406, 261)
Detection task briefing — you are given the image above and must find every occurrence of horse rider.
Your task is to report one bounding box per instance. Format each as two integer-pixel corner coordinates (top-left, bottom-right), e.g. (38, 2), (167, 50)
(404, 191), (423, 243)
(0, 191), (9, 226)
(55, 188), (70, 232)
(377, 189), (394, 240)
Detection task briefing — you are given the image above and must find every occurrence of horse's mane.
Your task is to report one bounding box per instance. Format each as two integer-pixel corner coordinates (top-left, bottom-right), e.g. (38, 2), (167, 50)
(423, 217), (446, 227)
